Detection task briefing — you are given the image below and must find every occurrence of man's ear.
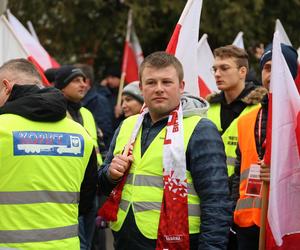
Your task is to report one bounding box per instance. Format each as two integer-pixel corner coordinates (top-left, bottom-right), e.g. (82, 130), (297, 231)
(2, 79), (13, 95)
(180, 80), (185, 94)
(239, 66), (247, 78)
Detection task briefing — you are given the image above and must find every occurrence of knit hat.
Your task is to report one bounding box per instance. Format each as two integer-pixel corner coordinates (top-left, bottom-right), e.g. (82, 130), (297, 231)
(44, 68), (58, 83)
(122, 81), (144, 104)
(103, 64), (121, 78)
(54, 65), (86, 89)
(260, 43), (298, 79)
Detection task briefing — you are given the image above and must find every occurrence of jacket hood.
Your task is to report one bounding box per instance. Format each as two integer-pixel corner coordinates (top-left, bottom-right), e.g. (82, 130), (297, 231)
(181, 93), (209, 118)
(0, 84), (67, 122)
(206, 82), (267, 105)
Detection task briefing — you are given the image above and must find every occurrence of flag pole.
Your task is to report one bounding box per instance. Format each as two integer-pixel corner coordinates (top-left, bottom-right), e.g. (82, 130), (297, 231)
(259, 180), (270, 250)
(1, 13), (29, 56)
(117, 9), (132, 107)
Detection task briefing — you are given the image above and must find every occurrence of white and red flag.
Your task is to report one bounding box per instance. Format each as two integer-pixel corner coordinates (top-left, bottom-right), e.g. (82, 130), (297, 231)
(166, 0), (203, 96)
(0, 15), (50, 86)
(6, 10), (56, 70)
(121, 9), (143, 84)
(265, 31), (300, 250)
(0, 15), (27, 65)
(275, 19), (300, 94)
(197, 33), (218, 98)
(232, 31), (245, 49)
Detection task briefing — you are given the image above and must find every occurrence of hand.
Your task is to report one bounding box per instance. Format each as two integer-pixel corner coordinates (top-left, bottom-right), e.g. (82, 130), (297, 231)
(259, 160), (270, 182)
(114, 104), (123, 118)
(109, 154), (133, 180)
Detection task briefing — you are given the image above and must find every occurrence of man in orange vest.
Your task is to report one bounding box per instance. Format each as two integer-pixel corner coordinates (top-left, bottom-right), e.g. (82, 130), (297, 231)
(232, 44), (298, 250)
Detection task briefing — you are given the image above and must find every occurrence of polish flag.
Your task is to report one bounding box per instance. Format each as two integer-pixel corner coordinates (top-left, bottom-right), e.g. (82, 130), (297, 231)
(232, 31), (245, 49)
(197, 34), (218, 98)
(265, 31), (300, 250)
(7, 10), (54, 70)
(275, 19), (300, 94)
(166, 0), (203, 96)
(121, 10), (143, 84)
(0, 15), (50, 86)
(0, 15), (27, 65)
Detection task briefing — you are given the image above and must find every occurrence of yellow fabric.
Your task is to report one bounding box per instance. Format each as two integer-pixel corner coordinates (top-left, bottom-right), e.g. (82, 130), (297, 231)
(80, 107), (103, 165)
(110, 115), (201, 239)
(0, 114), (93, 249)
(207, 103), (260, 176)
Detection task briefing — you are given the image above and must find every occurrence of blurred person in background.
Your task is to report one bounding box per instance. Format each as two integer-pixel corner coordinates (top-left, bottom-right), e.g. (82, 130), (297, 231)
(121, 81), (143, 118)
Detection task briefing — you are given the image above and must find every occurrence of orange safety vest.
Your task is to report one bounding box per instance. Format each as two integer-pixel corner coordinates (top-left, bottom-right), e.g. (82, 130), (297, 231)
(234, 106), (262, 228)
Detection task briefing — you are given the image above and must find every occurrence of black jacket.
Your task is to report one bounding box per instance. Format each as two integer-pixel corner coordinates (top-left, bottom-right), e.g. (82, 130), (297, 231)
(207, 82), (258, 134)
(0, 85), (97, 216)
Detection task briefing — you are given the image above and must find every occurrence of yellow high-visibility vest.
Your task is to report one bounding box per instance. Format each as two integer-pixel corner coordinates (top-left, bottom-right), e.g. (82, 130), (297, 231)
(110, 114), (201, 239)
(207, 103), (259, 176)
(0, 114), (93, 250)
(80, 107), (103, 166)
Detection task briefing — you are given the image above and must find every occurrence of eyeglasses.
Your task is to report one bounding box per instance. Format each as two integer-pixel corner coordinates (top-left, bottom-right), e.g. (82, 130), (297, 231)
(210, 65), (240, 75)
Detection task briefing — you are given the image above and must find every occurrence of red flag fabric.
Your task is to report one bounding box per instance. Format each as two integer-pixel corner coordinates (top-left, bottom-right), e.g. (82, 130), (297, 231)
(197, 34), (218, 97)
(295, 64), (300, 94)
(7, 10), (53, 70)
(27, 56), (51, 86)
(166, 0), (203, 96)
(265, 31), (300, 249)
(121, 11), (143, 84)
(198, 76), (211, 98)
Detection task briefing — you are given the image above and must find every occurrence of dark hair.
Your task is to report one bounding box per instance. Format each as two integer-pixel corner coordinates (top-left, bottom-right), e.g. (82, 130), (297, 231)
(0, 58), (42, 83)
(214, 45), (249, 71)
(139, 51), (184, 82)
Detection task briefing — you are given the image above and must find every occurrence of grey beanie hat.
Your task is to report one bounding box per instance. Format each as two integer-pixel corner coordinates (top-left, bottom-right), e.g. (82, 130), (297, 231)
(122, 81), (144, 104)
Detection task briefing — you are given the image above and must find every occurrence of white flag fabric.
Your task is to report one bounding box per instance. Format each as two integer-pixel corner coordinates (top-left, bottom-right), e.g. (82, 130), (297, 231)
(232, 31), (244, 49)
(268, 31), (300, 247)
(166, 0), (203, 96)
(7, 10), (52, 70)
(0, 15), (27, 65)
(275, 19), (292, 46)
(197, 34), (218, 97)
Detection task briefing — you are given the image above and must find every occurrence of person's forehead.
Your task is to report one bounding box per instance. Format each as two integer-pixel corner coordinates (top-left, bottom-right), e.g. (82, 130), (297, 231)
(214, 56), (237, 65)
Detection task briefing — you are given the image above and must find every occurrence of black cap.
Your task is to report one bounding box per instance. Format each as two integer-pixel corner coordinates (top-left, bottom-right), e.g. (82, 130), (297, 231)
(54, 65), (86, 89)
(44, 68), (58, 83)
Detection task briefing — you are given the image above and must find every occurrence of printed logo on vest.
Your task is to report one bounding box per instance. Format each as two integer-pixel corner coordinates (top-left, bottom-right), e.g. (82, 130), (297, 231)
(13, 131), (84, 157)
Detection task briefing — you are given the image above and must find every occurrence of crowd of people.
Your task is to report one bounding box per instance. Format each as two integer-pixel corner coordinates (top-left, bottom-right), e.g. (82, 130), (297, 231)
(0, 41), (298, 250)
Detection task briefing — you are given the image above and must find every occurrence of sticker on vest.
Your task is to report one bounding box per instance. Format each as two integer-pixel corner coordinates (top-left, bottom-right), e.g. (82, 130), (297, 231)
(245, 164), (262, 197)
(13, 131), (84, 157)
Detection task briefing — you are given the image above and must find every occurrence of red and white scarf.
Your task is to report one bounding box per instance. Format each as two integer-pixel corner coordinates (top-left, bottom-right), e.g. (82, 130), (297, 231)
(99, 104), (189, 249)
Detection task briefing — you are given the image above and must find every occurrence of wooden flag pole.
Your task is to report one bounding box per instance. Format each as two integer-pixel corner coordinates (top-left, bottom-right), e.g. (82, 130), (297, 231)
(259, 181), (269, 250)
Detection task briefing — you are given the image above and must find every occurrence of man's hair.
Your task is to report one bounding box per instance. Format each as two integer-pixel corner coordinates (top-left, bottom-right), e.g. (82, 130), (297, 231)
(139, 51), (184, 82)
(74, 63), (94, 83)
(0, 58), (42, 84)
(213, 45), (249, 71)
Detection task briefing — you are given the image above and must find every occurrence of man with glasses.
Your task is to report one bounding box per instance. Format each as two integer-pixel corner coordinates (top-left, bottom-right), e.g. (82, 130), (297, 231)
(206, 45), (267, 249)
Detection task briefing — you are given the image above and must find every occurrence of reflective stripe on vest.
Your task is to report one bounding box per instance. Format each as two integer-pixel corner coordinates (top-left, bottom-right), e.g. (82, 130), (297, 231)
(0, 114), (93, 249)
(234, 106), (262, 227)
(0, 191), (79, 204)
(125, 173), (197, 196)
(0, 224), (78, 243)
(207, 103), (259, 176)
(80, 107), (103, 165)
(110, 115), (201, 239)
